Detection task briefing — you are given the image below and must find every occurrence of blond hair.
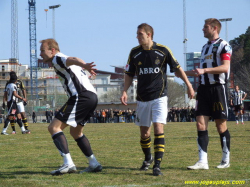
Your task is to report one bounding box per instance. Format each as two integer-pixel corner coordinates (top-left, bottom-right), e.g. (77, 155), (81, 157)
(39, 38), (60, 51)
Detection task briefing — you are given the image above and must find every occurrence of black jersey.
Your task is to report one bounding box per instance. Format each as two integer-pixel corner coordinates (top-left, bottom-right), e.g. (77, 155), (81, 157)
(5, 79), (25, 102)
(125, 42), (180, 101)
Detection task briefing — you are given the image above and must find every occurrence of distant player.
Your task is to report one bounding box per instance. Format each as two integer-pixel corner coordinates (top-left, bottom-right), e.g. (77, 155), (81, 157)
(231, 85), (247, 124)
(1, 74), (27, 135)
(3, 71), (30, 134)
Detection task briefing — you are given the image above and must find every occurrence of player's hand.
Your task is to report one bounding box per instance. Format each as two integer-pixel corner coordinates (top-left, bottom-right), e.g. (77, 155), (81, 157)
(23, 98), (27, 102)
(84, 62), (97, 76)
(120, 91), (128, 105)
(187, 84), (195, 99)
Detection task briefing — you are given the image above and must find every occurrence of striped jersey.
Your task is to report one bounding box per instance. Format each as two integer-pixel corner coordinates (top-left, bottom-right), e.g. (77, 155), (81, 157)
(4, 79), (25, 102)
(231, 90), (246, 105)
(199, 38), (232, 85)
(5, 83), (17, 102)
(125, 42), (180, 101)
(52, 52), (96, 97)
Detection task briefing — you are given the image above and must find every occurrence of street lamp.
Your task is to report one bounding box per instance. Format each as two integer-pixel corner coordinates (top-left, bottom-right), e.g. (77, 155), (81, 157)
(219, 18), (232, 42)
(49, 4), (61, 39)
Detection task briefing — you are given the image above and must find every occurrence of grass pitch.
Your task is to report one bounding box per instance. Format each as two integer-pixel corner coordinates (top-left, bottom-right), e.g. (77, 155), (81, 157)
(0, 121), (249, 187)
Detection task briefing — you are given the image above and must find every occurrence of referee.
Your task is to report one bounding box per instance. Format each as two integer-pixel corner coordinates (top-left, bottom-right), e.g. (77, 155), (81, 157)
(230, 85), (247, 124)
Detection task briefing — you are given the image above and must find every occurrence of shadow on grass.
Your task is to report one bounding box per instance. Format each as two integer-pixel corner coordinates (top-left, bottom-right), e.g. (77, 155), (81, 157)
(0, 170), (50, 179)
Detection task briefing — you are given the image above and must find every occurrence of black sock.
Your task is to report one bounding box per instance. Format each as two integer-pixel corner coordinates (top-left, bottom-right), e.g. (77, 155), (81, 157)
(52, 132), (69, 156)
(4, 119), (10, 128)
(75, 134), (93, 157)
(22, 118), (28, 130)
(154, 133), (165, 168)
(10, 120), (16, 131)
(16, 118), (23, 128)
(140, 136), (152, 161)
(197, 130), (209, 153)
(219, 129), (230, 151)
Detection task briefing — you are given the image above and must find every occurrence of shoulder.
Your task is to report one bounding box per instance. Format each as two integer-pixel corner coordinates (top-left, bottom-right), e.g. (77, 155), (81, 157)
(155, 43), (171, 51)
(129, 45), (142, 55)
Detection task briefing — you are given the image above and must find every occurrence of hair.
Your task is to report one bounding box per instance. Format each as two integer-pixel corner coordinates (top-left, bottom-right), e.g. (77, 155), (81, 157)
(9, 74), (17, 83)
(9, 71), (16, 76)
(205, 18), (222, 34)
(138, 23), (154, 39)
(39, 38), (60, 51)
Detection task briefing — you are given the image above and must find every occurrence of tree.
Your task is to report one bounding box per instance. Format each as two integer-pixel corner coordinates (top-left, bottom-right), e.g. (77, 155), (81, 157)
(167, 79), (185, 107)
(230, 26), (250, 95)
(99, 88), (122, 103)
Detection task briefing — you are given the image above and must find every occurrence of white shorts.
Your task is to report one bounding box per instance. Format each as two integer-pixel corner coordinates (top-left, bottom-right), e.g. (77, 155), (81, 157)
(17, 102), (25, 113)
(135, 96), (168, 127)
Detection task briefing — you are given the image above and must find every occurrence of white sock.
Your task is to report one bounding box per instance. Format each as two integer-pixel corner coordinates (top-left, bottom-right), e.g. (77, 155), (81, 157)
(63, 153), (74, 166)
(21, 126), (25, 132)
(87, 154), (99, 167)
(2, 128), (7, 133)
(222, 136), (230, 163)
(198, 144), (208, 164)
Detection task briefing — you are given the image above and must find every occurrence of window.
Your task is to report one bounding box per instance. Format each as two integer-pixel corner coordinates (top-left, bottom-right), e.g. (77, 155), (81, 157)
(187, 66), (193, 71)
(101, 78), (108, 84)
(187, 60), (194, 66)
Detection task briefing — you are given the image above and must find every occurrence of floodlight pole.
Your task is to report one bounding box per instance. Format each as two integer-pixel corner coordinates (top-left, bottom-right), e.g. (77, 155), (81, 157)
(49, 4), (61, 39)
(219, 18), (232, 42)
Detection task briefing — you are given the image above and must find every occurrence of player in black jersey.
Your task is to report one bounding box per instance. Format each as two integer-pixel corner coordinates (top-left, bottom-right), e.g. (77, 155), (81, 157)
(121, 23), (194, 176)
(184, 18), (232, 170)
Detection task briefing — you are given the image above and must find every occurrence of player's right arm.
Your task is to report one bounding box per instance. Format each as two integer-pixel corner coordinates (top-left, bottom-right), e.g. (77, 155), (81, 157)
(120, 74), (133, 106)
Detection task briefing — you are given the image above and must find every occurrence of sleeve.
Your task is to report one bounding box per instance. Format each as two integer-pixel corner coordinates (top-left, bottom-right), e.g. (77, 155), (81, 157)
(19, 80), (25, 90)
(53, 53), (69, 68)
(220, 43), (232, 61)
(124, 50), (136, 77)
(165, 47), (180, 73)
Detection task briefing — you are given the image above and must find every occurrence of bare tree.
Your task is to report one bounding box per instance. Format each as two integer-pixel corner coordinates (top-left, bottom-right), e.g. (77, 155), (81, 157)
(99, 88), (122, 103)
(167, 80), (185, 107)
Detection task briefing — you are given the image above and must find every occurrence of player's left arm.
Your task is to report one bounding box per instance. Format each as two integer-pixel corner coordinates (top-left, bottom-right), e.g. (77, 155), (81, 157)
(175, 67), (195, 99)
(242, 92), (247, 100)
(66, 57), (97, 76)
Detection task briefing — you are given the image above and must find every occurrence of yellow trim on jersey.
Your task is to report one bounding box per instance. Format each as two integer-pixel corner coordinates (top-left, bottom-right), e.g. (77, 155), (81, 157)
(156, 43), (178, 62)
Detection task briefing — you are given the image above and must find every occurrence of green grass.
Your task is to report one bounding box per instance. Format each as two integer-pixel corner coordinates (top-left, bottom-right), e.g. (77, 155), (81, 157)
(0, 121), (249, 187)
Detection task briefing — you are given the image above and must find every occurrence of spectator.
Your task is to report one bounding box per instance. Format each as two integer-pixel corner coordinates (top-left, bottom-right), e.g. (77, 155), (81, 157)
(32, 111), (37, 123)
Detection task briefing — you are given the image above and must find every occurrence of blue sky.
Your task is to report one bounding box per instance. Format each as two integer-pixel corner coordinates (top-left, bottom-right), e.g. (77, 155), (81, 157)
(0, 0), (249, 74)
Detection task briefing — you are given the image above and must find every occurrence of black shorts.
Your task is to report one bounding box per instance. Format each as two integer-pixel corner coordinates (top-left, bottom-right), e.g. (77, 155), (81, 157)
(195, 84), (228, 119)
(234, 105), (243, 112)
(7, 101), (20, 116)
(55, 91), (98, 127)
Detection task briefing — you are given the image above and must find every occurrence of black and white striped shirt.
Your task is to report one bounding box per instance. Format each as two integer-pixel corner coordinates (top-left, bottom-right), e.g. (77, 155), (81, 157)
(6, 83), (17, 102)
(199, 38), (232, 85)
(52, 53), (96, 97)
(231, 90), (246, 105)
